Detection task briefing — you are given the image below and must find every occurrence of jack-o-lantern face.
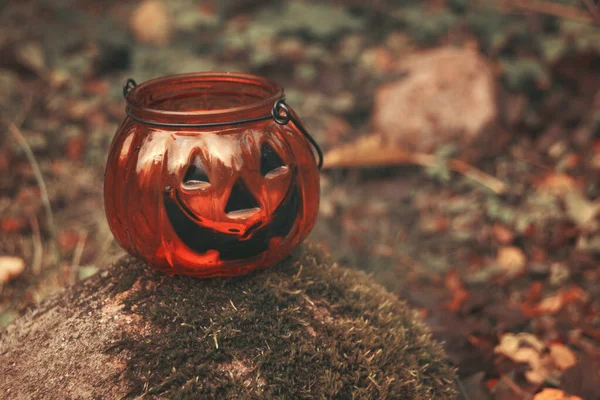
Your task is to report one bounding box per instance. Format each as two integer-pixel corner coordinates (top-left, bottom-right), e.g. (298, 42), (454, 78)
(104, 73), (320, 277)
(164, 139), (300, 261)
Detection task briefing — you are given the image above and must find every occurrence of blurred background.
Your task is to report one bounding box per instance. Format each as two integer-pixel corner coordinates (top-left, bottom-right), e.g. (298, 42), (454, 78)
(1, 0), (600, 398)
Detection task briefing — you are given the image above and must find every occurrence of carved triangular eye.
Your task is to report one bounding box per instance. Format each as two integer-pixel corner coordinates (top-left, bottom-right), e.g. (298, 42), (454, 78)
(260, 142), (284, 176)
(184, 155), (209, 185)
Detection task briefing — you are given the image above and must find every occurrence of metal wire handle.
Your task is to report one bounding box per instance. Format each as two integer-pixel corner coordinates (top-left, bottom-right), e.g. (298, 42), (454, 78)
(123, 78), (137, 98)
(270, 99), (323, 169)
(122, 78), (323, 169)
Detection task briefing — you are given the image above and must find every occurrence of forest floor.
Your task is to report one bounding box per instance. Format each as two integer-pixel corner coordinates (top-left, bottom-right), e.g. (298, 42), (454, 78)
(1, 1), (600, 399)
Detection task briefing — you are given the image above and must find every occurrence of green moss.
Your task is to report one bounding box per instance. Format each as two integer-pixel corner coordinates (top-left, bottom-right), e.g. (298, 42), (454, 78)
(500, 58), (550, 92)
(104, 245), (457, 399)
(394, 6), (459, 46)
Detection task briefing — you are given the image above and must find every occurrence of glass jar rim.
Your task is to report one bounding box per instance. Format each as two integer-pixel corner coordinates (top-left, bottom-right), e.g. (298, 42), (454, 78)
(125, 72), (285, 126)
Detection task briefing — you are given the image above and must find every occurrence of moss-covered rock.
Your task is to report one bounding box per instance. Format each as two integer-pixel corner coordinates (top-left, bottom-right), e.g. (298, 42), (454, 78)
(0, 245), (456, 399)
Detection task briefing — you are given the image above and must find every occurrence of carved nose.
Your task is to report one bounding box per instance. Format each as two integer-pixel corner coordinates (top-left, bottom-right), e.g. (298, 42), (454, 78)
(225, 179), (260, 215)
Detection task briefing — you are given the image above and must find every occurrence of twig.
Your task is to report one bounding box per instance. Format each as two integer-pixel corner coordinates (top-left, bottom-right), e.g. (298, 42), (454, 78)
(324, 146), (507, 194)
(4, 120), (61, 264)
(447, 157), (507, 194)
(14, 92), (34, 128)
(72, 231), (87, 268)
(71, 231), (88, 282)
(30, 216), (43, 274)
(497, 0), (596, 23)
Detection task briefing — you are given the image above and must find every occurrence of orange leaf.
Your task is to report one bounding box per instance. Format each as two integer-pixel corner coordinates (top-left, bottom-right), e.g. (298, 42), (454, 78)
(562, 153), (580, 169)
(445, 269), (462, 291)
(58, 230), (80, 252)
(530, 247), (547, 263)
(533, 388), (583, 400)
(549, 343), (576, 371)
(536, 294), (564, 315)
(492, 224), (515, 244)
(83, 79), (109, 95)
(561, 285), (588, 304)
(534, 173), (580, 196)
(1, 217), (26, 233)
(485, 378), (498, 390)
(446, 287), (468, 312)
(66, 136), (85, 160)
(496, 246), (526, 275)
(445, 269), (468, 312)
(527, 282), (543, 303)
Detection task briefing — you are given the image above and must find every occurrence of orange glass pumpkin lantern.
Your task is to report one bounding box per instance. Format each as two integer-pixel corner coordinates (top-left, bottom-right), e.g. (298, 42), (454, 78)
(104, 73), (321, 277)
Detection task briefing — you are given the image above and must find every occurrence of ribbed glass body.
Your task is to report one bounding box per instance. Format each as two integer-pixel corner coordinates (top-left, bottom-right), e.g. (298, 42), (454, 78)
(104, 73), (320, 277)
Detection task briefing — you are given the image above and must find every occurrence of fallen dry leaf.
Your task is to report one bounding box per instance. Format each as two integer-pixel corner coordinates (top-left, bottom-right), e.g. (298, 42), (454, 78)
(560, 285), (588, 304)
(525, 357), (554, 385)
(492, 224), (515, 244)
(496, 246), (526, 275)
(495, 333), (553, 384)
(445, 269), (468, 312)
(549, 343), (577, 371)
(1, 217), (26, 233)
(564, 190), (599, 227)
(494, 333), (577, 385)
(420, 214), (449, 234)
(14, 41), (47, 76)
(511, 346), (541, 365)
(130, 0), (173, 45)
(536, 294), (564, 315)
(323, 133), (507, 193)
(495, 332), (545, 357)
(535, 173), (579, 196)
(323, 133), (389, 167)
(533, 388), (583, 400)
(0, 256), (25, 284)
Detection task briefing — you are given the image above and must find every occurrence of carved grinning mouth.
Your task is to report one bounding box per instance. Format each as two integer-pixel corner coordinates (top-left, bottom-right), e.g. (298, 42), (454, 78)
(164, 181), (300, 261)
